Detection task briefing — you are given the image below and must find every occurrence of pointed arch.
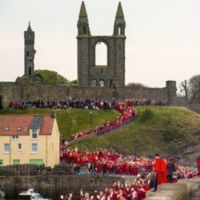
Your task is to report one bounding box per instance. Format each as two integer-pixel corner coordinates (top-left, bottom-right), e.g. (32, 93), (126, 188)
(95, 41), (108, 66)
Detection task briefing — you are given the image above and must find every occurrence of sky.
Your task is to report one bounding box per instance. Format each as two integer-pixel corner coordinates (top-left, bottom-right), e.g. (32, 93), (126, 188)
(0, 0), (200, 87)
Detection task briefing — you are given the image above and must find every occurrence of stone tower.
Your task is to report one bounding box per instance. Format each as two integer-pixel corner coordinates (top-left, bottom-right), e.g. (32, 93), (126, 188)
(24, 22), (36, 77)
(77, 2), (126, 87)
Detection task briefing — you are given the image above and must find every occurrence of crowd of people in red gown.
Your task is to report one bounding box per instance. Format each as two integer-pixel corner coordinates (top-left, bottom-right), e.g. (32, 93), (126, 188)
(66, 102), (136, 142)
(61, 178), (149, 200)
(61, 149), (152, 175)
(60, 148), (198, 200)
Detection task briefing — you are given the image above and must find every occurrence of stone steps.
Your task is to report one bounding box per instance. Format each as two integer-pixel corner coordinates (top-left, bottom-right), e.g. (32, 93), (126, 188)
(145, 178), (200, 200)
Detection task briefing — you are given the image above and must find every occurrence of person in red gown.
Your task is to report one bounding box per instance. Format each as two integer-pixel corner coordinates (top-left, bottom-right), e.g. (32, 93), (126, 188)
(153, 154), (168, 191)
(197, 156), (200, 175)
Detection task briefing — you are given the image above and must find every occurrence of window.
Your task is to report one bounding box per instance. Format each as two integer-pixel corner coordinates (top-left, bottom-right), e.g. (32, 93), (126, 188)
(32, 129), (37, 139)
(26, 51), (29, 56)
(109, 79), (113, 87)
(29, 159), (43, 166)
(99, 80), (105, 87)
(95, 42), (107, 66)
(13, 159), (20, 165)
(12, 135), (19, 140)
(18, 143), (22, 150)
(32, 143), (37, 153)
(0, 160), (3, 166)
(28, 67), (32, 76)
(4, 144), (10, 153)
(118, 27), (122, 35)
(83, 26), (87, 34)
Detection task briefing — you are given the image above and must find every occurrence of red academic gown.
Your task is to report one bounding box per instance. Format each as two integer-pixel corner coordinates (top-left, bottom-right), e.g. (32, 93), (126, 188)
(197, 157), (200, 175)
(154, 157), (168, 185)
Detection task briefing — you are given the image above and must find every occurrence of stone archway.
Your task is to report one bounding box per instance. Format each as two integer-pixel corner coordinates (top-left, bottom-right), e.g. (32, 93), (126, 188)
(95, 41), (108, 66)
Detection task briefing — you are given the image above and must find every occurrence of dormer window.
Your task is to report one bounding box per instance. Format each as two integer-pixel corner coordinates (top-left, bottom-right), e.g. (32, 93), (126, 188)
(4, 127), (9, 131)
(17, 127), (22, 131)
(32, 129), (37, 139)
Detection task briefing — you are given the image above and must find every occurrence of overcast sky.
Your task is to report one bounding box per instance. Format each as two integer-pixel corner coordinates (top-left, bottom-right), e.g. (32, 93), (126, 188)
(0, 0), (200, 87)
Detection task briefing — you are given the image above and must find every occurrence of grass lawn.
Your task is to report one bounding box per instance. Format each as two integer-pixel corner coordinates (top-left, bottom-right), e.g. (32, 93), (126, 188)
(71, 106), (200, 156)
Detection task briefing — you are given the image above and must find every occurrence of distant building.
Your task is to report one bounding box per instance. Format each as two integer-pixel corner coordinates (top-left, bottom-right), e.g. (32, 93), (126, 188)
(0, 2), (179, 107)
(24, 22), (36, 77)
(0, 114), (60, 168)
(77, 2), (126, 88)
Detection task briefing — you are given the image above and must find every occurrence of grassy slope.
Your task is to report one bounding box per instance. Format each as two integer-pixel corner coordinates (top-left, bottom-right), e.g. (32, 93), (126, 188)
(56, 109), (119, 139)
(72, 106), (200, 157)
(0, 108), (119, 139)
(1, 106), (200, 157)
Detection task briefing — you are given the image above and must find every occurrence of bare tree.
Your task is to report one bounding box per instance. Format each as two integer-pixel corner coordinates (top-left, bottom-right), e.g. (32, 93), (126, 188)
(179, 80), (189, 99)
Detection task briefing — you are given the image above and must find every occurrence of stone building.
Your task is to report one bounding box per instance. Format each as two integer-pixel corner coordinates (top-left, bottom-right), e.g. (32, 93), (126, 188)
(77, 2), (126, 88)
(0, 114), (60, 167)
(24, 22), (36, 77)
(0, 1), (182, 107)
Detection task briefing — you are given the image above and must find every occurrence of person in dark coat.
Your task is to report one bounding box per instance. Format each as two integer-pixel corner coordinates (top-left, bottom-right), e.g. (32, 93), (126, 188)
(167, 158), (176, 183)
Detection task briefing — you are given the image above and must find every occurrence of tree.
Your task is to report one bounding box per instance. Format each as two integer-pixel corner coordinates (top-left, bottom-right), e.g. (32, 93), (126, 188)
(34, 70), (69, 85)
(179, 80), (189, 99)
(189, 75), (200, 103)
(68, 80), (79, 86)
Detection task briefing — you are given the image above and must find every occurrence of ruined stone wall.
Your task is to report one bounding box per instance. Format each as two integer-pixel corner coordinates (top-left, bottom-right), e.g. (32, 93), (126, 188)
(0, 81), (178, 107)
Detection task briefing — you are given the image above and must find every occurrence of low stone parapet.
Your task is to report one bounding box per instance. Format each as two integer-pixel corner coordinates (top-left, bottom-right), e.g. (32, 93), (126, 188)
(146, 178), (200, 200)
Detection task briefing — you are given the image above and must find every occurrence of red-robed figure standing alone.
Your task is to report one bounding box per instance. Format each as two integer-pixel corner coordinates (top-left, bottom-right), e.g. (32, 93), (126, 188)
(153, 154), (168, 185)
(197, 156), (200, 175)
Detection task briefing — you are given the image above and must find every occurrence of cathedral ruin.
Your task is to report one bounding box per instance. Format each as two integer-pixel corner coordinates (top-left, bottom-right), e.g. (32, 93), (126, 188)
(0, 2), (179, 107)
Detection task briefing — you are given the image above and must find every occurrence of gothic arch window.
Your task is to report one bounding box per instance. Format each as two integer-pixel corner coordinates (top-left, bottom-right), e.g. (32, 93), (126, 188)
(118, 26), (123, 35)
(28, 67), (32, 76)
(95, 42), (108, 66)
(99, 80), (105, 87)
(83, 26), (87, 34)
